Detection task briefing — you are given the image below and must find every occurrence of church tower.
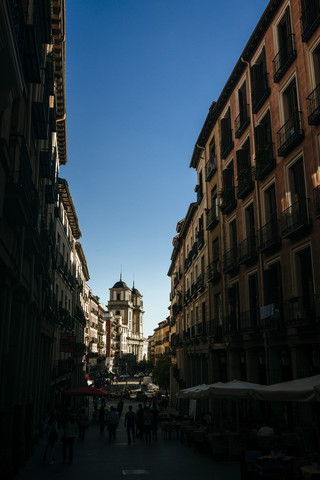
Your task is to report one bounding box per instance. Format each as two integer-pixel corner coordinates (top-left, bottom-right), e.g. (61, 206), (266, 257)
(108, 275), (145, 364)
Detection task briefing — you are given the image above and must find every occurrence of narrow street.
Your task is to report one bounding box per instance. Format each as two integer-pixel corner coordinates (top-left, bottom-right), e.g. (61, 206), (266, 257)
(16, 399), (240, 480)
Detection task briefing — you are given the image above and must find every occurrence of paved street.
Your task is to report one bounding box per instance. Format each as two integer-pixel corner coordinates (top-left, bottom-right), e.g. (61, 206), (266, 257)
(16, 400), (240, 480)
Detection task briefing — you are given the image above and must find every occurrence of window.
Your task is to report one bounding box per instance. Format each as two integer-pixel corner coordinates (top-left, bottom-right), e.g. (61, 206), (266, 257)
(206, 137), (217, 181)
(278, 79), (303, 156)
(255, 110), (275, 180)
(251, 47), (270, 113)
(220, 107), (233, 159)
(235, 81), (250, 138)
(295, 246), (315, 312)
(221, 161), (236, 214)
(248, 273), (259, 327)
(236, 137), (253, 199)
(273, 6), (296, 83)
(117, 293), (121, 301)
(307, 42), (320, 124)
(245, 203), (255, 239)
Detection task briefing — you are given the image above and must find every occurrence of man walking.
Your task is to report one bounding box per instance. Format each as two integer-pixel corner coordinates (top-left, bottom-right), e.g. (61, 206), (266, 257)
(107, 407), (119, 441)
(124, 405), (136, 445)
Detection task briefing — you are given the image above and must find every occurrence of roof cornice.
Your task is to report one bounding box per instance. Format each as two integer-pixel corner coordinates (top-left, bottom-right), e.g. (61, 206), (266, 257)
(58, 177), (82, 239)
(75, 242), (90, 281)
(52, 0), (67, 165)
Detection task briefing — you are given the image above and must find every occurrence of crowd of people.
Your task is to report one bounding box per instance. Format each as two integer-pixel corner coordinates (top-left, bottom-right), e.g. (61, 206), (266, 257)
(42, 397), (164, 465)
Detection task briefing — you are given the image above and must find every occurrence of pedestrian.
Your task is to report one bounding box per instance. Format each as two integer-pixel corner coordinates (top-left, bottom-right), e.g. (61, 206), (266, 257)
(62, 414), (78, 464)
(78, 408), (89, 440)
(136, 404), (144, 439)
(124, 405), (136, 445)
(99, 405), (106, 435)
(42, 411), (59, 464)
(117, 398), (124, 418)
(107, 407), (119, 440)
(143, 406), (153, 445)
(151, 400), (159, 440)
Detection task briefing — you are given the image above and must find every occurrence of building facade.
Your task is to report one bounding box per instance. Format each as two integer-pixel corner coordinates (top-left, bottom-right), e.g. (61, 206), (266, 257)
(169, 0), (320, 427)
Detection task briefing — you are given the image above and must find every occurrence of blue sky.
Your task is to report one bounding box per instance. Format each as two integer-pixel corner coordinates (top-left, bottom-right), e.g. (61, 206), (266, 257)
(63, 0), (268, 336)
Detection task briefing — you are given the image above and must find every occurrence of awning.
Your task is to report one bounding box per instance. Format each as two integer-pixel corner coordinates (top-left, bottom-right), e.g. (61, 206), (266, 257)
(177, 375), (320, 402)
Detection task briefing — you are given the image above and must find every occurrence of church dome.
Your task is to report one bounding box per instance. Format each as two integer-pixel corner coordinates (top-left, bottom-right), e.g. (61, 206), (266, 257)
(112, 275), (128, 289)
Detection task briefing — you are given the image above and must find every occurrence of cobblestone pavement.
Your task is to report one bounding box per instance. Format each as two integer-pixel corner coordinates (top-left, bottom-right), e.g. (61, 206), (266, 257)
(16, 401), (241, 480)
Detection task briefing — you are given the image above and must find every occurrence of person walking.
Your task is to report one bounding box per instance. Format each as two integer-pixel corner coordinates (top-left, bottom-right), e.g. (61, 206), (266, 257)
(42, 412), (59, 464)
(99, 405), (106, 436)
(62, 414), (78, 464)
(143, 406), (153, 445)
(77, 408), (89, 440)
(107, 407), (119, 440)
(124, 405), (136, 445)
(151, 400), (159, 440)
(117, 398), (124, 418)
(136, 404), (144, 439)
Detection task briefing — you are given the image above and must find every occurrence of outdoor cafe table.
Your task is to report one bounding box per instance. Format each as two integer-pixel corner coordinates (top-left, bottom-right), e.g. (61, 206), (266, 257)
(300, 464), (320, 479)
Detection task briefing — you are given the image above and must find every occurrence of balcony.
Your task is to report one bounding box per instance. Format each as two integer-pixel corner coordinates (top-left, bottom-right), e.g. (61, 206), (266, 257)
(207, 259), (220, 283)
(206, 206), (219, 230)
(239, 311), (259, 334)
(39, 150), (52, 178)
(235, 105), (250, 139)
(259, 305), (281, 330)
(238, 235), (257, 265)
(257, 218), (280, 253)
(45, 184), (56, 204)
(23, 24), (41, 83)
(197, 230), (204, 250)
(205, 156), (217, 181)
(255, 144), (276, 181)
(273, 34), (297, 83)
(213, 325), (223, 342)
(281, 197), (311, 238)
(307, 84), (320, 125)
(224, 315), (239, 336)
(277, 110), (304, 157)
(196, 273), (205, 292)
(220, 187), (236, 215)
(220, 129), (234, 159)
(313, 185), (320, 219)
(32, 101), (49, 140)
(300, 0), (320, 42)
(223, 247), (239, 274)
(284, 295), (320, 327)
(4, 136), (34, 225)
(252, 73), (270, 114)
(237, 167), (254, 200)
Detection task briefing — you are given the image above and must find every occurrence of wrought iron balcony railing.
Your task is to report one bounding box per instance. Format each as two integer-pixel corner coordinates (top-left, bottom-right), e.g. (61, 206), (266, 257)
(235, 105), (250, 139)
(284, 295), (320, 327)
(257, 218), (280, 253)
(307, 83), (320, 125)
(273, 34), (297, 83)
(206, 207), (219, 230)
(220, 129), (234, 159)
(220, 187), (236, 215)
(205, 156), (217, 181)
(238, 235), (257, 264)
(300, 0), (320, 42)
(255, 144), (276, 181)
(277, 110), (304, 157)
(207, 259), (220, 283)
(281, 197), (311, 238)
(238, 310), (259, 334)
(223, 247), (239, 274)
(237, 167), (254, 199)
